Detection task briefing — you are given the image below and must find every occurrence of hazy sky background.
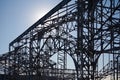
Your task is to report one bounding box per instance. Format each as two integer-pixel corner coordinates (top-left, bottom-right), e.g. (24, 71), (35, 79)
(0, 0), (61, 54)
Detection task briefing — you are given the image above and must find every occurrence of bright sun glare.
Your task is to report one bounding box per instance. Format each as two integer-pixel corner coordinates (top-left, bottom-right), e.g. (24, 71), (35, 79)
(32, 9), (49, 22)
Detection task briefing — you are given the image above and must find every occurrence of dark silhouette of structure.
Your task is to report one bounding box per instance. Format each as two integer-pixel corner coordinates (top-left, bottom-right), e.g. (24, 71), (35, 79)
(0, 0), (120, 80)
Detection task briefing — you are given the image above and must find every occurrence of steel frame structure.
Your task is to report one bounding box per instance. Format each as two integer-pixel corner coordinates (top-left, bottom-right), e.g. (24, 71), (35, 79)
(0, 0), (120, 80)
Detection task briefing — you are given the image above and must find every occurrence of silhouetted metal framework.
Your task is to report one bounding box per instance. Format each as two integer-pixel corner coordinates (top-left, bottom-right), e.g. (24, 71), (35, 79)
(0, 0), (120, 80)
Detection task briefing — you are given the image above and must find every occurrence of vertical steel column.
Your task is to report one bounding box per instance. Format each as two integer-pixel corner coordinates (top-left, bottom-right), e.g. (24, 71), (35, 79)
(29, 30), (34, 80)
(57, 26), (67, 79)
(76, 0), (84, 79)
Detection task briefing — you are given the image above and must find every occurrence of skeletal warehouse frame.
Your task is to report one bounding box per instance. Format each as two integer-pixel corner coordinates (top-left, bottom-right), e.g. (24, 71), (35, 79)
(0, 0), (120, 80)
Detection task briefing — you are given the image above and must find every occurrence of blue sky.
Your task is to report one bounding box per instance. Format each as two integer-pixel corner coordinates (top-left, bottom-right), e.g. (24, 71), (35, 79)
(0, 0), (61, 54)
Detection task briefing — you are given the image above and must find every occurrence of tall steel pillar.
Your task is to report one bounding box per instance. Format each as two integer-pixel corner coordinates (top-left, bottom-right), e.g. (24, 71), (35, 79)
(76, 0), (97, 79)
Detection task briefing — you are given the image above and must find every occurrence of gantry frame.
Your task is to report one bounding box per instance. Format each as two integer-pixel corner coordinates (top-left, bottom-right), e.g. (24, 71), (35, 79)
(0, 0), (120, 80)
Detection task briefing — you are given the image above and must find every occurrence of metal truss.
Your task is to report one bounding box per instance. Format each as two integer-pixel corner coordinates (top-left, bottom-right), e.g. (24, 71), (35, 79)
(0, 0), (120, 80)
